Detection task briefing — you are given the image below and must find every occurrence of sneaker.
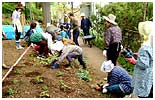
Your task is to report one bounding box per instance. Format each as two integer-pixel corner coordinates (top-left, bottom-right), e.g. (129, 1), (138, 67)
(16, 45), (24, 50)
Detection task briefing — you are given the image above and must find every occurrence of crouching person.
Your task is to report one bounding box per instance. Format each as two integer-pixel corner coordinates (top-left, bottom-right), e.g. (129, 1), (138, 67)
(51, 42), (86, 69)
(100, 60), (133, 98)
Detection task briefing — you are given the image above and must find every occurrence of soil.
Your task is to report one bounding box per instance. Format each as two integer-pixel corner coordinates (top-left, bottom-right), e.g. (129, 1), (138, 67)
(2, 38), (135, 98)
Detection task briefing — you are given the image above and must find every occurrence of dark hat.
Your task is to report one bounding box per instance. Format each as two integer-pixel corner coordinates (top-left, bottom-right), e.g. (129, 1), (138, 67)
(68, 13), (74, 16)
(16, 3), (23, 9)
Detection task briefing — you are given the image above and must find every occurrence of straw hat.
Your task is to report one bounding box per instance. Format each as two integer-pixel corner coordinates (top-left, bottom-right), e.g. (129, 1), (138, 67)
(100, 60), (114, 72)
(80, 13), (85, 17)
(103, 14), (117, 25)
(138, 21), (153, 37)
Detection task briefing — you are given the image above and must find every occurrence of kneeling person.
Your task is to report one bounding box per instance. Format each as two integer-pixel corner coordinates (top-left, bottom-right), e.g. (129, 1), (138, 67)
(100, 60), (133, 98)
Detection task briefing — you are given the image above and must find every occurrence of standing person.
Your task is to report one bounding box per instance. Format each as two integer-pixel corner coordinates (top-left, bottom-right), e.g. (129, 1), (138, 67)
(99, 60), (133, 98)
(131, 21), (153, 98)
(12, 3), (24, 49)
(80, 13), (92, 36)
(68, 13), (80, 46)
(103, 14), (122, 66)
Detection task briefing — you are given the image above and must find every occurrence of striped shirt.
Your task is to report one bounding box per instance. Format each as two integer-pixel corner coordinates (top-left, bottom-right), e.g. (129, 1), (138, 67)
(107, 66), (133, 93)
(105, 25), (122, 48)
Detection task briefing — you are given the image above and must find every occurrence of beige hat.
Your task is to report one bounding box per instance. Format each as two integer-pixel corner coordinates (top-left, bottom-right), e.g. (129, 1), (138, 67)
(100, 60), (114, 72)
(138, 21), (153, 37)
(103, 14), (117, 25)
(80, 13), (85, 17)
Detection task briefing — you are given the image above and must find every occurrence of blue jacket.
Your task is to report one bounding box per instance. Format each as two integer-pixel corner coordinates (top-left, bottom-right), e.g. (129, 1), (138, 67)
(81, 18), (92, 30)
(107, 66), (133, 93)
(132, 45), (153, 97)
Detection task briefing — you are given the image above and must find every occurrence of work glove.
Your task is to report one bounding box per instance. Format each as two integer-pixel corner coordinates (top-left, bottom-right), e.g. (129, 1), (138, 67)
(103, 50), (107, 57)
(51, 63), (59, 69)
(102, 83), (109, 89)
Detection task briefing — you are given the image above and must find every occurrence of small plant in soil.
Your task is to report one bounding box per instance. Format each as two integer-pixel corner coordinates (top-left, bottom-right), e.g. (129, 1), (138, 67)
(13, 79), (18, 85)
(14, 69), (22, 74)
(59, 80), (71, 91)
(39, 91), (50, 98)
(56, 71), (64, 77)
(7, 88), (15, 96)
(42, 85), (48, 91)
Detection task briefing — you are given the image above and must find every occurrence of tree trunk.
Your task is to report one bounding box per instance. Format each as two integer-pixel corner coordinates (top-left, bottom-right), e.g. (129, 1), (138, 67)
(143, 2), (147, 21)
(42, 2), (51, 27)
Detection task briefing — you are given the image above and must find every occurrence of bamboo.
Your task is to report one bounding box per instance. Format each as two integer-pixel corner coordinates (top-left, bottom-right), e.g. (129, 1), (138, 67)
(2, 45), (31, 82)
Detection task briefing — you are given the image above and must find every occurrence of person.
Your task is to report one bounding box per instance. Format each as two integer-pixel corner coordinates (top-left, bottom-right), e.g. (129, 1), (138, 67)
(131, 21), (153, 98)
(99, 60), (133, 98)
(80, 13), (92, 36)
(68, 13), (80, 46)
(24, 22), (37, 43)
(29, 25), (56, 58)
(12, 3), (24, 49)
(103, 14), (122, 66)
(51, 43), (86, 69)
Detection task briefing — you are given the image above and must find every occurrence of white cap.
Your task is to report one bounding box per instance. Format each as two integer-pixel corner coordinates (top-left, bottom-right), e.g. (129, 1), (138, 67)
(80, 13), (85, 17)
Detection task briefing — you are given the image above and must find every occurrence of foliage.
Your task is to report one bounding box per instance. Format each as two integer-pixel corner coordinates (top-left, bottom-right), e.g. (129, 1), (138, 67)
(76, 69), (92, 82)
(13, 79), (18, 85)
(42, 85), (49, 91)
(90, 2), (153, 52)
(14, 69), (22, 74)
(117, 56), (134, 75)
(39, 91), (50, 98)
(34, 76), (44, 83)
(7, 88), (15, 96)
(56, 71), (64, 77)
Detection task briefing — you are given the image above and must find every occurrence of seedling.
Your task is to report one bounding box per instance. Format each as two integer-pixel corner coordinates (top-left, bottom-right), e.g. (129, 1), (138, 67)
(56, 71), (63, 77)
(35, 76), (44, 83)
(14, 69), (22, 74)
(42, 85), (48, 91)
(7, 88), (15, 96)
(13, 79), (18, 85)
(59, 80), (71, 89)
(39, 91), (50, 98)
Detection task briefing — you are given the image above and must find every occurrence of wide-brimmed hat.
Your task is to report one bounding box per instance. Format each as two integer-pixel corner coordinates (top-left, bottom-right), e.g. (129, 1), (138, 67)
(100, 60), (114, 72)
(138, 21), (153, 37)
(46, 25), (59, 33)
(103, 14), (117, 25)
(80, 13), (85, 17)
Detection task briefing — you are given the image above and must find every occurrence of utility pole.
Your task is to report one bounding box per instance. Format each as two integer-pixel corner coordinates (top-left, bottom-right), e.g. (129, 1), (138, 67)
(71, 2), (73, 13)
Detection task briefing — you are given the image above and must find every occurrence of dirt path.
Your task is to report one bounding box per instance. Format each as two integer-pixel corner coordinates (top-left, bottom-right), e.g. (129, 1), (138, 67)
(78, 37), (107, 77)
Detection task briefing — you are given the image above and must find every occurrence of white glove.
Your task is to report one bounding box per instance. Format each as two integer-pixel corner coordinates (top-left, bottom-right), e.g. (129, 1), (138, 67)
(102, 83), (109, 89)
(102, 88), (107, 93)
(103, 50), (107, 57)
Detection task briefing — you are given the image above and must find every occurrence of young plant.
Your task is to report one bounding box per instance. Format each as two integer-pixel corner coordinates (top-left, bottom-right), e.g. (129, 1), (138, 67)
(7, 88), (15, 96)
(35, 76), (44, 83)
(13, 79), (18, 85)
(56, 71), (64, 77)
(14, 69), (22, 74)
(42, 85), (48, 91)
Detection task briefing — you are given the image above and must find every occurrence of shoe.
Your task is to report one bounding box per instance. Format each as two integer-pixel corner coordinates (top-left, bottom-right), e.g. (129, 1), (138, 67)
(16, 45), (24, 50)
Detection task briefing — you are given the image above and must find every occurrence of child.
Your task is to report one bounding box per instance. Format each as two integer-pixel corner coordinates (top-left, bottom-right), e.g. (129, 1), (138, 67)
(100, 60), (133, 98)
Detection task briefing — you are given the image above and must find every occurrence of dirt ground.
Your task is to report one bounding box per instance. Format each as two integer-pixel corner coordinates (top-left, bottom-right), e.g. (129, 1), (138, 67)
(2, 38), (109, 98)
(2, 38), (137, 98)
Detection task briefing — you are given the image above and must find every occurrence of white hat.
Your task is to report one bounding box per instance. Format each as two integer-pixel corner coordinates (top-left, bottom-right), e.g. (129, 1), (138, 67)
(51, 41), (64, 51)
(138, 21), (153, 37)
(100, 60), (114, 72)
(103, 14), (117, 25)
(64, 14), (68, 17)
(80, 13), (85, 17)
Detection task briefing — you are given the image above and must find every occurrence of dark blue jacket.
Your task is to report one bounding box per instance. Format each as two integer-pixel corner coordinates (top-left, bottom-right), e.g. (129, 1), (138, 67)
(81, 18), (92, 30)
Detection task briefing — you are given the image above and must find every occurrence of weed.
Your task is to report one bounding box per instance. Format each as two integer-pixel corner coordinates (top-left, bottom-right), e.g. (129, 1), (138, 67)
(14, 69), (22, 74)
(56, 71), (63, 77)
(13, 79), (18, 85)
(42, 85), (48, 91)
(35, 76), (44, 83)
(7, 88), (15, 96)
(39, 91), (50, 98)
